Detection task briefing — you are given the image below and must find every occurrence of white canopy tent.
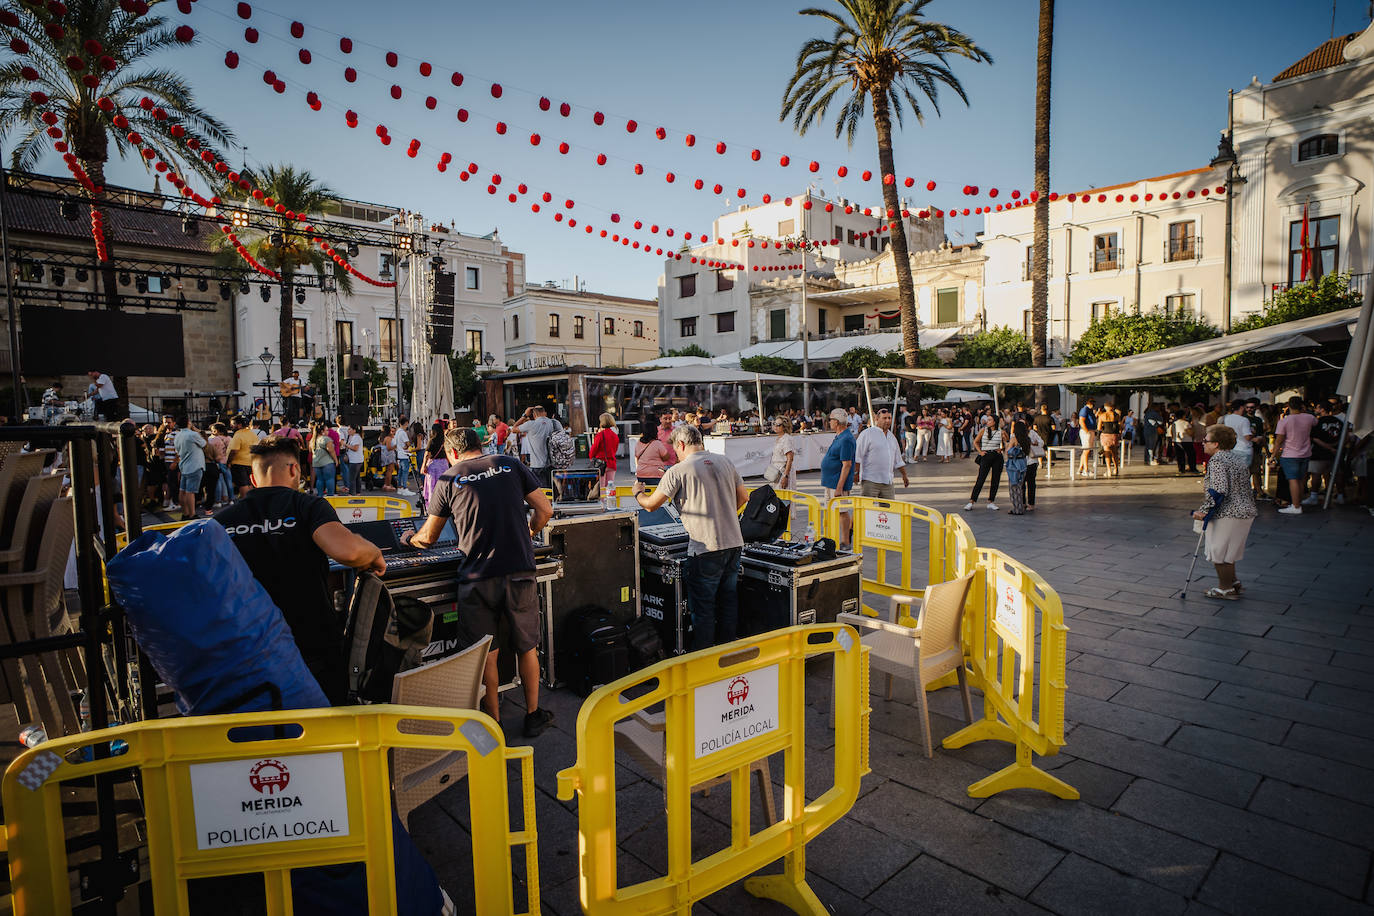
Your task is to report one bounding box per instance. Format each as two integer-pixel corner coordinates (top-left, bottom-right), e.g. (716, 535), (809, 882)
(880, 307), (1361, 387)
(713, 327), (961, 368)
(628, 355), (716, 369)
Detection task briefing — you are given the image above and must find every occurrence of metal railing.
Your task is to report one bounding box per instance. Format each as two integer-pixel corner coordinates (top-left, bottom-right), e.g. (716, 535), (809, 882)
(1091, 248), (1123, 272)
(1165, 237), (1201, 262)
(1266, 272), (1368, 299)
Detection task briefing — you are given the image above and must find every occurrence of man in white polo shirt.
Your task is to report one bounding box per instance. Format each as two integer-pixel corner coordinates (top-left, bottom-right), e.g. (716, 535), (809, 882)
(87, 369), (119, 420)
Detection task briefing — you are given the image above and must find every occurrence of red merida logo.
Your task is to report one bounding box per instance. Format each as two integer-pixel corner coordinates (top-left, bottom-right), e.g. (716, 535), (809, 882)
(727, 676), (749, 706)
(248, 759), (290, 795)
(877, 512), (889, 525)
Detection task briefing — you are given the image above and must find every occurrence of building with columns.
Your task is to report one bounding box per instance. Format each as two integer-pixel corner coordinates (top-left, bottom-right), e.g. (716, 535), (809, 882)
(503, 281), (658, 370)
(1230, 19), (1373, 313)
(656, 190), (945, 355)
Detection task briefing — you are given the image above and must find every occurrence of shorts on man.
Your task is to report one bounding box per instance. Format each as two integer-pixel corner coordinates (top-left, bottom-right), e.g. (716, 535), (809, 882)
(178, 468), (204, 494)
(1278, 456), (1309, 481)
(231, 464), (253, 490)
(859, 480), (895, 500)
(456, 572), (540, 653)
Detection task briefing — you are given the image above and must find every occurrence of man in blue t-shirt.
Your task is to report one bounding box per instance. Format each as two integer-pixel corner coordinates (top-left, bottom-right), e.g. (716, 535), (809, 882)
(820, 408), (857, 548)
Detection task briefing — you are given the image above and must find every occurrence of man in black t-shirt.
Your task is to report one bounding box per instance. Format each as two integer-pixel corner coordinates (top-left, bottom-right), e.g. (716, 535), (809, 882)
(901, 408), (920, 463)
(214, 436), (385, 704)
(1307, 403), (1346, 505)
(405, 426), (556, 736)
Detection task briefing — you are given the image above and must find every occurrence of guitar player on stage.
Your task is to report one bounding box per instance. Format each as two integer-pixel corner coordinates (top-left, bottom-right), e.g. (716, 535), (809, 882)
(402, 426), (557, 737)
(280, 370), (303, 423)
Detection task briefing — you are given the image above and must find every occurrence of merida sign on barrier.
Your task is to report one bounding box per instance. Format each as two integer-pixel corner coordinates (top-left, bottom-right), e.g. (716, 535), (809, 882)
(558, 625), (871, 916)
(3, 707), (542, 916)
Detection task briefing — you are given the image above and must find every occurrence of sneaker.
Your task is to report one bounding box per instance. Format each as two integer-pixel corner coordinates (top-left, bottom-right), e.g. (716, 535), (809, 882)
(1205, 586), (1240, 601)
(1301, 494), (1320, 506)
(397, 488), (416, 496)
(963, 502), (975, 511)
(1278, 506), (1303, 515)
(986, 503), (998, 510)
(523, 707), (555, 738)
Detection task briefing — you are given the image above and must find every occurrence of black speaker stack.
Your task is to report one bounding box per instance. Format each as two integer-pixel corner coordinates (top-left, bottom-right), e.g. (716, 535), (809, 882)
(427, 269), (455, 355)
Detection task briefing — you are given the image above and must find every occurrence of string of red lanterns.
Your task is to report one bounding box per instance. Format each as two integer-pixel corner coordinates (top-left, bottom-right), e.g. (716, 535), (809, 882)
(218, 224), (280, 279)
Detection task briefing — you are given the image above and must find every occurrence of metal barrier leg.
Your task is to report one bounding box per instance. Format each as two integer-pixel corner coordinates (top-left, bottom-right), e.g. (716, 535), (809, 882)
(942, 712), (1016, 749)
(965, 742), (1080, 800)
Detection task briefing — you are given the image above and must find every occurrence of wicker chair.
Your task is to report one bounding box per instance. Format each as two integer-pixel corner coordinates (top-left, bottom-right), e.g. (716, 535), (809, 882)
(388, 635), (492, 828)
(0, 474), (63, 572)
(838, 573), (976, 757)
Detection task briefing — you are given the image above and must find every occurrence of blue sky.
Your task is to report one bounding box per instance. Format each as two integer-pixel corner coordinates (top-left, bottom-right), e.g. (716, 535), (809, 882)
(22, 0), (1373, 297)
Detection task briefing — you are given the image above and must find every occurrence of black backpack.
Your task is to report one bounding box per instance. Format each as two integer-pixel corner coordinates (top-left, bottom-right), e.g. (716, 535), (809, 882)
(344, 573), (435, 702)
(625, 617), (666, 670)
(739, 484), (791, 542)
(563, 606), (629, 697)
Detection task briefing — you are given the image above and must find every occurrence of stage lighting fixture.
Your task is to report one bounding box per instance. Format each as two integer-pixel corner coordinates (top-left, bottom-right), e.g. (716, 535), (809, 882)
(59, 197), (80, 221)
(347, 242), (359, 257)
(219, 282), (231, 300)
(294, 287), (305, 304)
(259, 284), (271, 302)
(51, 266), (65, 286)
(75, 268), (88, 282)
(239, 281), (250, 294)
(135, 275), (148, 293)
(119, 271), (131, 286)
(196, 278), (209, 292)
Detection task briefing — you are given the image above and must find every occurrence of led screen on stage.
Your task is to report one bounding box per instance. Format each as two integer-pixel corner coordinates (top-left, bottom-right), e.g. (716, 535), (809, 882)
(21, 306), (186, 377)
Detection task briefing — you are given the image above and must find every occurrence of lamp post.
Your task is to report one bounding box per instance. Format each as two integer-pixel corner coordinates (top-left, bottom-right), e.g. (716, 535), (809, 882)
(1209, 89), (1248, 402)
(780, 229), (827, 412)
(258, 346), (274, 417)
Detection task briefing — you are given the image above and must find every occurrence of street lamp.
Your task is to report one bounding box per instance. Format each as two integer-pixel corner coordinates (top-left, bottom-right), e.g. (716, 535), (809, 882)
(1209, 89), (1249, 401)
(258, 346), (274, 416)
(390, 227), (415, 417)
(779, 230), (827, 412)
(483, 351), (495, 370)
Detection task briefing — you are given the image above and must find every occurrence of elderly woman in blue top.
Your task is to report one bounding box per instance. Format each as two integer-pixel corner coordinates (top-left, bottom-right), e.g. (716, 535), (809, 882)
(1191, 423), (1258, 600)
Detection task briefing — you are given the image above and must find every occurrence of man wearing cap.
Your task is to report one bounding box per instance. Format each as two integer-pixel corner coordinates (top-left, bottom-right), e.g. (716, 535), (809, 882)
(820, 408), (857, 548)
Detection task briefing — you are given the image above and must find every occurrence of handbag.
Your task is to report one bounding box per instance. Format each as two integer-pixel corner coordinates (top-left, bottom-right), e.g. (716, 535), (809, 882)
(763, 464), (782, 485)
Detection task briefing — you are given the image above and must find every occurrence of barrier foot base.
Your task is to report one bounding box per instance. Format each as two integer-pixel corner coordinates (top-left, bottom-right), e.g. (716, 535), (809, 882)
(925, 671), (957, 691)
(966, 759), (1080, 800)
(745, 874), (827, 915)
(941, 717), (1015, 750)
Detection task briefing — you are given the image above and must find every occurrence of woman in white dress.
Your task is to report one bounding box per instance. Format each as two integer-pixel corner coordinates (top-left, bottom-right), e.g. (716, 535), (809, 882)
(936, 409), (955, 462)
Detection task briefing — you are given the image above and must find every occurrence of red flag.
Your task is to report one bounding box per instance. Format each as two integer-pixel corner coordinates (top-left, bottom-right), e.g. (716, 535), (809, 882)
(1300, 202), (1312, 281)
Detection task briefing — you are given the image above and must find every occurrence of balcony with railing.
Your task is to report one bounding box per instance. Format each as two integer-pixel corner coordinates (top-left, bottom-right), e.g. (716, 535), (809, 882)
(1091, 248), (1123, 272)
(1021, 259), (1053, 281)
(1266, 272), (1369, 300)
(1165, 237), (1201, 262)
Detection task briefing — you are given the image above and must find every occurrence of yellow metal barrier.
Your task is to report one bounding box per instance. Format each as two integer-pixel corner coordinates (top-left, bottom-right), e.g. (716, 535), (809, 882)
(943, 513), (978, 581)
(115, 520), (191, 551)
(942, 548), (1078, 800)
(557, 625), (871, 915)
(825, 497), (943, 614)
(3, 706), (539, 915)
(325, 494), (414, 522)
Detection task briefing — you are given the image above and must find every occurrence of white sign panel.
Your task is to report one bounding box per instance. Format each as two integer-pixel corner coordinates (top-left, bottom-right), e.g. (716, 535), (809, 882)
(994, 575), (1025, 642)
(189, 752), (350, 850)
(862, 509), (903, 545)
(693, 664), (780, 759)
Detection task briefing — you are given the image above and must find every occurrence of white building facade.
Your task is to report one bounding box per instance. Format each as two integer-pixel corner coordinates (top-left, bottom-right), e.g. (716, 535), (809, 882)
(233, 198), (525, 413)
(657, 191), (945, 355)
(1231, 20), (1374, 313)
(980, 169), (1226, 362)
(504, 283), (659, 370)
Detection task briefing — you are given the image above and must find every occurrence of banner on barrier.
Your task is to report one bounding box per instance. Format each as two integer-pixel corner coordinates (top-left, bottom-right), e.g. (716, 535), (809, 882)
(693, 664), (780, 759)
(189, 752), (350, 850)
(862, 509), (904, 544)
(994, 575), (1025, 643)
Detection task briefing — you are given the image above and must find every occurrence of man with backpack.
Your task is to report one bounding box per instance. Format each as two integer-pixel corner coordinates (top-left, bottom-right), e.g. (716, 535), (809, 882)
(632, 424), (748, 651)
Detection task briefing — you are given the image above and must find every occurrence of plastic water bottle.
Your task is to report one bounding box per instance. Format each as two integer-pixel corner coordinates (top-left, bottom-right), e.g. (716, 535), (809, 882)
(78, 693), (90, 732)
(19, 724), (46, 748)
(804, 523), (816, 545)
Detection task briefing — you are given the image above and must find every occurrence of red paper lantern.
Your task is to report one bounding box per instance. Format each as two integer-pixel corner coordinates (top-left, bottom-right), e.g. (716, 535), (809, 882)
(1200, 188), (1210, 196)
(712, 183), (722, 195)
(289, 20), (303, 38)
(558, 142), (569, 154)
(762, 194), (771, 203)
(450, 72), (463, 87)
(779, 155), (790, 167)
(491, 174), (501, 185)
(495, 121), (506, 134)
(693, 179), (704, 190)
(633, 163), (643, 175)
(803, 201), (812, 210)
(883, 174), (895, 185)
(299, 49), (311, 65)
(1129, 194), (1138, 202)
(273, 80), (285, 93)
(560, 102), (570, 117)
(516, 183), (526, 193)
(785, 197), (793, 206)
(223, 51), (239, 68)
(665, 172), (675, 182)
(1011, 190), (1021, 199)
(737, 189), (745, 198)
(593, 111), (604, 125)
(529, 133), (541, 146)
(861, 170), (872, 181)
(375, 125), (387, 137)
(459, 171), (469, 181)
(20, 65), (38, 80)
(539, 97), (551, 111)
(1115, 194), (1124, 202)
(65, 54), (85, 70)
(988, 188), (999, 198)
(633, 220), (643, 229)
(903, 177), (914, 188)
(423, 95), (437, 110)
(456, 108), (468, 122)
(654, 126), (666, 139)
(344, 67), (357, 82)
(1215, 186), (1225, 194)
(419, 61), (432, 77)
(595, 153), (606, 165)
(339, 37), (352, 53)
(626, 119), (637, 132)
(112, 114), (128, 128)
(1186, 190), (1196, 198)
(262, 69), (276, 85)
(390, 85), (402, 99)
(565, 199), (574, 209)
(750, 149), (761, 161)
(386, 51), (398, 68)
(244, 27), (257, 42)
(716, 141), (726, 154)
(237, 2), (251, 17)
(45, 23), (65, 41)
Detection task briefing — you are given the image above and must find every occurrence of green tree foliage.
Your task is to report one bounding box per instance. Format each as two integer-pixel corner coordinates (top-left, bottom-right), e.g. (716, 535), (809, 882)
(664, 344), (712, 358)
(827, 346), (946, 401)
(951, 327), (1033, 368)
(1221, 273), (1363, 395)
(399, 354), (478, 412)
(739, 355), (802, 376)
(309, 357), (386, 412)
(1066, 308), (1220, 394)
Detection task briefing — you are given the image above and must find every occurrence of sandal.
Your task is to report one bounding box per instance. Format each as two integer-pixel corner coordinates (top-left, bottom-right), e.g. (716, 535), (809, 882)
(1204, 586), (1240, 601)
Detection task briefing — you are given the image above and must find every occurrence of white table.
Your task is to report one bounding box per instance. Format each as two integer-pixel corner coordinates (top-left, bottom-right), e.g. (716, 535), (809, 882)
(1045, 441), (1131, 480)
(702, 432), (838, 478)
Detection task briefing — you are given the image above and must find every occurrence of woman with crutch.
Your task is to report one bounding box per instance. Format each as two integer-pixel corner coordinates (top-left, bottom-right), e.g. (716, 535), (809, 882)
(1190, 424), (1257, 600)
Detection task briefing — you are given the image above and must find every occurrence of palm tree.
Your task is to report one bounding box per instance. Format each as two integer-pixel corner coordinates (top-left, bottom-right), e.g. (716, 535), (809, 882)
(0, 0), (232, 301)
(782, 0), (990, 375)
(213, 164), (350, 379)
(1030, 0), (1053, 373)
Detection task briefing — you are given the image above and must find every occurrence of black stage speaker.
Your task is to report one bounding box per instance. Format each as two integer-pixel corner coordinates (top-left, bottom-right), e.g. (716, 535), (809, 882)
(342, 353), (367, 380)
(426, 270), (455, 354)
(339, 403), (369, 428)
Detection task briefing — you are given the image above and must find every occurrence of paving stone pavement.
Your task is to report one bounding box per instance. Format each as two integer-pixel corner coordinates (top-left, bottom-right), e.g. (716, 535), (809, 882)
(408, 455), (1374, 914)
